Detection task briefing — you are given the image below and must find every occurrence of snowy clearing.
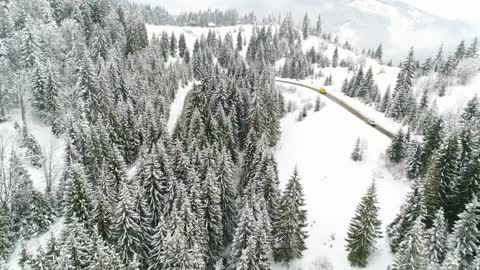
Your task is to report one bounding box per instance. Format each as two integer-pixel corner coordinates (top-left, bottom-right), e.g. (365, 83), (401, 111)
(274, 84), (410, 269)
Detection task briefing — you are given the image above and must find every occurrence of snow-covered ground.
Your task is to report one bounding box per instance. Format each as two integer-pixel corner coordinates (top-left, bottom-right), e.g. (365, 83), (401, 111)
(0, 111), (64, 269)
(167, 82), (193, 133)
(274, 84), (410, 269)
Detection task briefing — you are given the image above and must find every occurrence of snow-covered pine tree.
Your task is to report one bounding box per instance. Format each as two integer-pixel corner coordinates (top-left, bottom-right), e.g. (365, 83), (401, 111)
(420, 117), (444, 176)
(136, 144), (165, 228)
(302, 13), (310, 39)
(424, 134), (461, 225)
(236, 30), (242, 51)
(106, 146), (128, 201)
(345, 180), (382, 267)
(113, 184), (142, 265)
(202, 166), (223, 270)
(179, 33), (187, 57)
(387, 180), (426, 252)
(391, 217), (427, 270)
(314, 96), (321, 111)
(94, 190), (112, 242)
(351, 137), (363, 162)
(227, 199), (256, 270)
(215, 147), (238, 245)
(63, 163), (94, 226)
(169, 32), (177, 57)
(20, 16), (43, 68)
(275, 167), (308, 263)
(406, 143), (423, 180)
(466, 37), (479, 58)
(451, 139), (480, 224)
(56, 219), (95, 269)
(0, 205), (11, 260)
(93, 236), (126, 270)
(425, 208), (448, 269)
(449, 197), (480, 269)
(332, 47), (339, 68)
(386, 129), (406, 164)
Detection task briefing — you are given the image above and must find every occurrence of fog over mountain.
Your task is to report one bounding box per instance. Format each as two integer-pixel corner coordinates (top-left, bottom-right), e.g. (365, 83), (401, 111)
(130, 0), (478, 60)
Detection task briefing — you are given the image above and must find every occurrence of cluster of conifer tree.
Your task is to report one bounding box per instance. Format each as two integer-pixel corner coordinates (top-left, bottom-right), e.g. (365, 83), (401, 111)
(376, 38), (480, 269)
(134, 6), (256, 27)
(0, 0), (312, 268)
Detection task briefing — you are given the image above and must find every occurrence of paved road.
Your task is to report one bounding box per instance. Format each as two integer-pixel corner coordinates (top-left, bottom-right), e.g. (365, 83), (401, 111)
(275, 79), (395, 139)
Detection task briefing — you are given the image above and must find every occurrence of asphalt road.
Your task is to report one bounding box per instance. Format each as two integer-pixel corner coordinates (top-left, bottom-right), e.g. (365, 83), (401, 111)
(275, 79), (395, 139)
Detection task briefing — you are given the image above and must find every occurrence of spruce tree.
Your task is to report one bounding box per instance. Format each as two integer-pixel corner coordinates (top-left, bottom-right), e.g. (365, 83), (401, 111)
(215, 148), (238, 245)
(178, 33), (187, 58)
(63, 163), (93, 226)
(424, 134), (460, 225)
(302, 13), (310, 39)
(387, 180), (426, 252)
(450, 197), (480, 269)
(94, 190), (113, 242)
(425, 208), (448, 269)
(202, 166), (223, 270)
(406, 144), (423, 180)
(332, 47), (339, 68)
(345, 180), (382, 267)
(113, 184), (142, 265)
(169, 32), (177, 57)
(275, 167), (308, 263)
(392, 217), (427, 270)
(351, 137), (363, 162)
(0, 206), (11, 260)
(386, 129), (406, 164)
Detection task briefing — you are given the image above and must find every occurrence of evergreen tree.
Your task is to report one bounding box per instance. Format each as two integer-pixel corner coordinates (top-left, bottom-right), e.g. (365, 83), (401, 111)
(215, 148), (238, 245)
(56, 219), (95, 269)
(315, 15), (322, 36)
(420, 117), (444, 176)
(386, 129), (406, 164)
(275, 167), (308, 262)
(236, 30), (242, 51)
(113, 185), (142, 265)
(392, 217), (427, 270)
(314, 96), (321, 112)
(425, 208), (448, 269)
(93, 237), (126, 270)
(179, 33), (187, 58)
(94, 190), (112, 242)
(202, 166), (223, 270)
(332, 47), (339, 68)
(450, 197), (480, 269)
(0, 206), (11, 260)
(407, 143), (423, 180)
(302, 13), (310, 39)
(351, 137), (363, 162)
(136, 145), (165, 228)
(169, 32), (177, 57)
(345, 180), (382, 267)
(466, 37), (479, 58)
(227, 199), (256, 270)
(63, 163), (93, 226)
(387, 180), (426, 252)
(424, 134), (460, 225)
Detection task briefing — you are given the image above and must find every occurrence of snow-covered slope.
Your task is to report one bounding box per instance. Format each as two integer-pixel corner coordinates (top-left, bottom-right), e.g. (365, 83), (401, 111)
(274, 84), (410, 269)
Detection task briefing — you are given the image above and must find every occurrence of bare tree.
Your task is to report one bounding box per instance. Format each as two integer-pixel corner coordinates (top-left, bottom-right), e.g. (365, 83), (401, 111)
(42, 138), (61, 195)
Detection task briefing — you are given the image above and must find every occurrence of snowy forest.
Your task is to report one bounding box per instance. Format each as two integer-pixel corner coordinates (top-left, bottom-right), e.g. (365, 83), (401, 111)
(0, 0), (480, 269)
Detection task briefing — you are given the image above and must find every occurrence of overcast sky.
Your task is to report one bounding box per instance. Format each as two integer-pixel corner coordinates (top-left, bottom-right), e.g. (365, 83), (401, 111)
(399, 0), (480, 23)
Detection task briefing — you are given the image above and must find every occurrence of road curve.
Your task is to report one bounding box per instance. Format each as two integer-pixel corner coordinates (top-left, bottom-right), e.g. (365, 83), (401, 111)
(275, 79), (395, 139)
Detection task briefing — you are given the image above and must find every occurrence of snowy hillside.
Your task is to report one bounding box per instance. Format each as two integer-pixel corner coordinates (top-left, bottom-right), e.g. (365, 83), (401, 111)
(274, 84), (409, 269)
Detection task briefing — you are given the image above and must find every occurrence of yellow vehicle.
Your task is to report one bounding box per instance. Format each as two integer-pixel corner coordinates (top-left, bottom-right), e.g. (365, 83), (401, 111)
(319, 87), (327, 94)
